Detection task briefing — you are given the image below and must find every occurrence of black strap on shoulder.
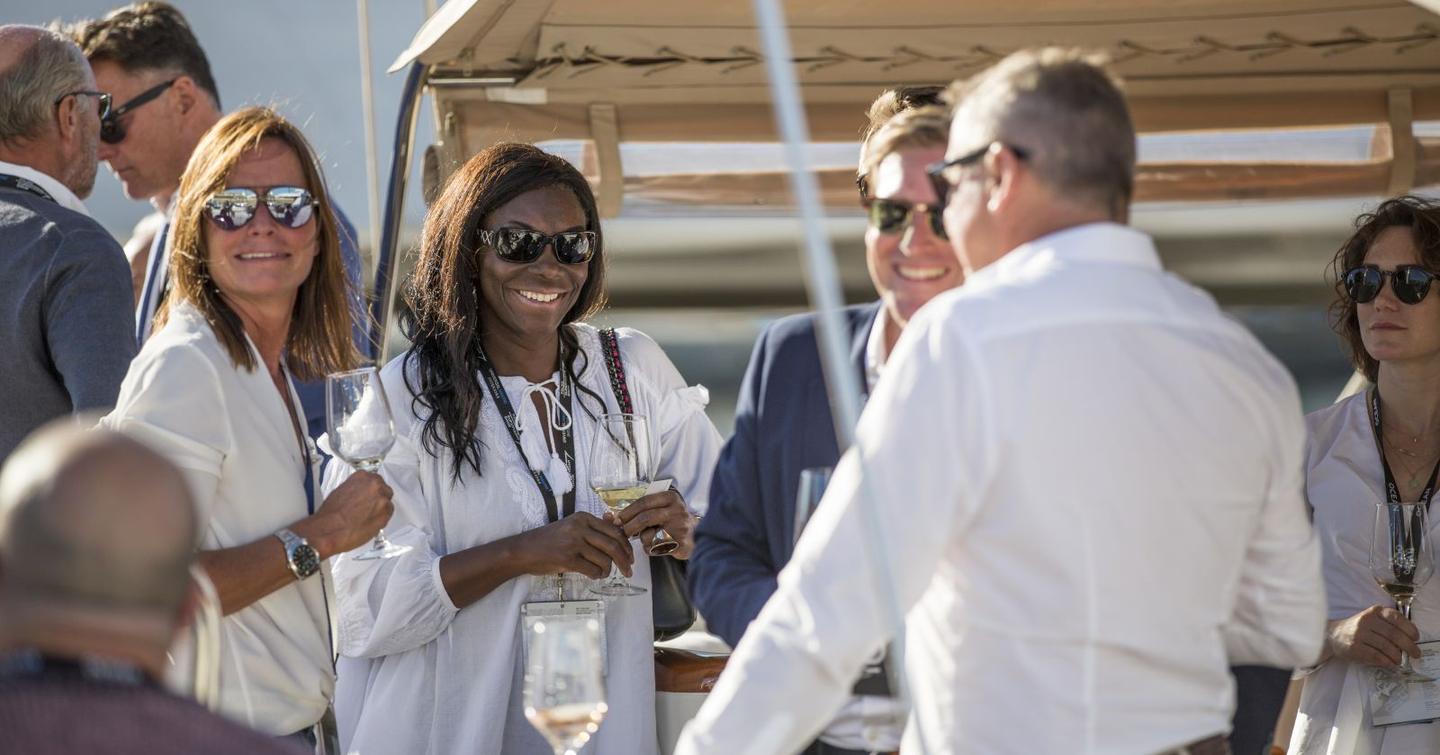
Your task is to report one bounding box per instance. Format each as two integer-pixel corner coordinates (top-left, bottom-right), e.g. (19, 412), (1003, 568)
(0, 173), (56, 204)
(598, 328), (633, 413)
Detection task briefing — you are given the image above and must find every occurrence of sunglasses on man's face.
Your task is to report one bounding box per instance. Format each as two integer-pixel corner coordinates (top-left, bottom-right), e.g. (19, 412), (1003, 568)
(100, 79), (177, 145)
(865, 198), (948, 240)
(1344, 264), (1439, 305)
(478, 228), (597, 265)
(204, 187), (318, 231)
(53, 90), (112, 121)
(925, 142), (1031, 208)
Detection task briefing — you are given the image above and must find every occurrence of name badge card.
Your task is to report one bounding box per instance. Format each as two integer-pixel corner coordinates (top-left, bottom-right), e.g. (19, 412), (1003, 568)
(522, 599), (608, 677)
(1367, 641), (1440, 727)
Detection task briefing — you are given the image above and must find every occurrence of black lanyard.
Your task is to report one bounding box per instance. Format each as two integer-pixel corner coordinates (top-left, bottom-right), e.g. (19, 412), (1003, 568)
(0, 173), (56, 204)
(1368, 387), (1440, 507)
(476, 345), (576, 523)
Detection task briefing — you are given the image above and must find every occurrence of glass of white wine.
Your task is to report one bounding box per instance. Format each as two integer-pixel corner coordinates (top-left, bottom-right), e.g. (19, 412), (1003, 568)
(326, 366), (410, 561)
(1371, 501), (1435, 678)
(525, 617), (608, 755)
(588, 413), (651, 597)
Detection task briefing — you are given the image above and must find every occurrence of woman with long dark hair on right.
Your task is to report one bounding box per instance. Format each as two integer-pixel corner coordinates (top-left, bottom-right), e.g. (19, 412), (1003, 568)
(1292, 196), (1440, 753)
(322, 143), (723, 754)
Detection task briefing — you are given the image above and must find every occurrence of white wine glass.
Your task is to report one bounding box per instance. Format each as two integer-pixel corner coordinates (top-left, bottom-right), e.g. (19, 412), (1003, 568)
(1371, 501), (1435, 678)
(588, 413), (651, 597)
(326, 366), (410, 560)
(524, 617), (608, 755)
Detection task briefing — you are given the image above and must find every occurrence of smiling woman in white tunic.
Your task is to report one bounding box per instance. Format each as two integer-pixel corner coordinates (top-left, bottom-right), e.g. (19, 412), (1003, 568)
(323, 142), (722, 755)
(1293, 196), (1440, 754)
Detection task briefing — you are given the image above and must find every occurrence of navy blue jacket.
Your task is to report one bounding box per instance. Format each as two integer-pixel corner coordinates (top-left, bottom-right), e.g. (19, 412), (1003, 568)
(690, 302), (879, 647)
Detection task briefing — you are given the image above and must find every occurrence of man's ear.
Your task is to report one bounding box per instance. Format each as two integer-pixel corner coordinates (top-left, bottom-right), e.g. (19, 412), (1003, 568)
(984, 145), (1023, 215)
(53, 94), (82, 145)
(170, 76), (200, 116)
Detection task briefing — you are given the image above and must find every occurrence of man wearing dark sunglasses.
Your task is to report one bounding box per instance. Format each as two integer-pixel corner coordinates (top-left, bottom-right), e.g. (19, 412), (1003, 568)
(682, 49), (1324, 755)
(690, 91), (949, 755)
(68, 2), (366, 442)
(0, 26), (136, 464)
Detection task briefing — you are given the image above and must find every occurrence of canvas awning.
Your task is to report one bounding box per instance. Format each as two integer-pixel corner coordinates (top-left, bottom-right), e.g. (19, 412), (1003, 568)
(392, 0), (1440, 213)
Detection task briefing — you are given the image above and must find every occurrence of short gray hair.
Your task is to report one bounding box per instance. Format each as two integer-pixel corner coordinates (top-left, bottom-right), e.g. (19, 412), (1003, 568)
(0, 29), (91, 146)
(946, 48), (1136, 217)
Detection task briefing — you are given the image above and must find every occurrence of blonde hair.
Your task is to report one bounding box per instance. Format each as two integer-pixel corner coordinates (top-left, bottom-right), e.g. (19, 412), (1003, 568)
(858, 105), (951, 190)
(156, 106), (361, 379)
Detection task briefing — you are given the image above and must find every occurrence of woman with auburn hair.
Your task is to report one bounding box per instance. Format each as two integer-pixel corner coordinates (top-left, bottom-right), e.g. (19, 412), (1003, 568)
(322, 142), (722, 755)
(1291, 195), (1440, 754)
(106, 106), (394, 746)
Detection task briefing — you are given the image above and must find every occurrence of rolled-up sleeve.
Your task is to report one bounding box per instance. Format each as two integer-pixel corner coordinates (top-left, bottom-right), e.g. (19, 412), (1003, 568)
(324, 421), (461, 659)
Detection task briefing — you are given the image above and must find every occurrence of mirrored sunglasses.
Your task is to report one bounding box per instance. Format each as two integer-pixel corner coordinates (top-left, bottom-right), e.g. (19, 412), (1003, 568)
(865, 198), (947, 240)
(1344, 264), (1438, 305)
(204, 187), (318, 231)
(478, 228), (597, 265)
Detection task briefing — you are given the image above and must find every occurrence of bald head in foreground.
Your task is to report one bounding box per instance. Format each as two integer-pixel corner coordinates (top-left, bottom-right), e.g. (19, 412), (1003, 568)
(0, 424), (305, 755)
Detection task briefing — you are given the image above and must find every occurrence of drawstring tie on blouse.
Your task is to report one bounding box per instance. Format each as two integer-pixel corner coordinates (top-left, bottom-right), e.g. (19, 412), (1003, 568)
(518, 379), (573, 496)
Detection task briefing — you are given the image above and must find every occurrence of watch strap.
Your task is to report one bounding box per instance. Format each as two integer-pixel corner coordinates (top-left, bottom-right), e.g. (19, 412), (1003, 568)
(274, 528), (318, 580)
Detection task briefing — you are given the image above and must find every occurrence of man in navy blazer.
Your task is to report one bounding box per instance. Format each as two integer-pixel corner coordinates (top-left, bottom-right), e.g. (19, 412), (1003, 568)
(690, 94), (955, 755)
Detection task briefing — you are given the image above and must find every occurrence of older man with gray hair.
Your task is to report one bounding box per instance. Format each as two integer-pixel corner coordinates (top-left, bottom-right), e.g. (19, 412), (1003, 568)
(679, 48), (1325, 755)
(0, 423), (303, 753)
(0, 25), (135, 464)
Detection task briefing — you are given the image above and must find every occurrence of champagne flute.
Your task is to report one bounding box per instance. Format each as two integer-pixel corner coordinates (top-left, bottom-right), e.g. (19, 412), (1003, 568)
(326, 366), (410, 560)
(524, 617), (608, 755)
(1371, 501), (1434, 678)
(588, 413), (651, 597)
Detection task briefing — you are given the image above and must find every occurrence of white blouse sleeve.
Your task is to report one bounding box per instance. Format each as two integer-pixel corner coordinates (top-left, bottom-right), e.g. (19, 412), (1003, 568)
(615, 328), (724, 515)
(104, 342), (229, 529)
(323, 371), (461, 659)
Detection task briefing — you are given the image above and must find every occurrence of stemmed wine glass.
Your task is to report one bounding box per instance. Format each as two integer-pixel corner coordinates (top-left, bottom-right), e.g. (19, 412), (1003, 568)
(1371, 501), (1435, 678)
(524, 617), (608, 755)
(326, 366), (410, 560)
(588, 413), (652, 597)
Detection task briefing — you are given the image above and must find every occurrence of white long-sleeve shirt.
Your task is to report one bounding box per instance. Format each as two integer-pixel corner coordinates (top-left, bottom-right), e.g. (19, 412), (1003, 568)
(323, 324), (723, 755)
(677, 222), (1326, 755)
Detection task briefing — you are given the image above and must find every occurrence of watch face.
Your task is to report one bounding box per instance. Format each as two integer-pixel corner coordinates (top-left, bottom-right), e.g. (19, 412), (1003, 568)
(293, 544), (320, 578)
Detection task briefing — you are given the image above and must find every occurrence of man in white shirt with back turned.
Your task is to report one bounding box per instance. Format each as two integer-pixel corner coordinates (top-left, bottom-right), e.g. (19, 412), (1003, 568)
(677, 48), (1326, 755)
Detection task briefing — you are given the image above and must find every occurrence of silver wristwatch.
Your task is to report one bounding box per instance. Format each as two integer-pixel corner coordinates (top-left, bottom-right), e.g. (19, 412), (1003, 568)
(275, 528), (320, 580)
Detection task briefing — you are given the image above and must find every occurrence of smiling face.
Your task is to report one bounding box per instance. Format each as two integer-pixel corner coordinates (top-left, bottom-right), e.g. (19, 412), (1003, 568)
(203, 137), (319, 314)
(91, 61), (188, 202)
(476, 185), (591, 347)
(1358, 225), (1440, 369)
(865, 145), (960, 333)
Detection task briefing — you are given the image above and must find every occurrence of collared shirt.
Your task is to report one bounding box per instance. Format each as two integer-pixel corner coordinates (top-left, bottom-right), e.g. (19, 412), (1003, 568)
(105, 302), (334, 735)
(677, 222), (1326, 755)
(0, 159), (90, 216)
(863, 306), (889, 395)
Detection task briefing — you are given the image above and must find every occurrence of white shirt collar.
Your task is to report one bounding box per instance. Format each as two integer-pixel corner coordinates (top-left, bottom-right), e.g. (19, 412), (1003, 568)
(864, 307), (890, 394)
(965, 221), (1159, 290)
(0, 159), (90, 217)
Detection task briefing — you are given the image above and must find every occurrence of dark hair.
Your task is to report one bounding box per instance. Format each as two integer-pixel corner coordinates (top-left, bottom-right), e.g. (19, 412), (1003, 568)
(67, 1), (220, 108)
(1330, 195), (1440, 382)
(402, 143), (608, 481)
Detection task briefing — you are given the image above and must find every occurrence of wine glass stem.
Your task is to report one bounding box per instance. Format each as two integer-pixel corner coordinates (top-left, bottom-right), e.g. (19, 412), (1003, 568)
(1399, 597), (1416, 671)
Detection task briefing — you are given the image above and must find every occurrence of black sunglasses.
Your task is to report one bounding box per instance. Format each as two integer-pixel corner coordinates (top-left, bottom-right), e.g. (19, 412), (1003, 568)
(926, 142), (1030, 208)
(205, 187), (318, 231)
(53, 90), (112, 121)
(100, 79), (177, 145)
(1344, 264), (1439, 305)
(864, 198), (948, 240)
(478, 228), (597, 265)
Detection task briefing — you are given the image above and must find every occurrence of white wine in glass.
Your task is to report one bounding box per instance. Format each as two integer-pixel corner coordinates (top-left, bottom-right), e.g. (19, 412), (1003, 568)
(1371, 501), (1435, 678)
(524, 617), (608, 755)
(588, 413), (652, 597)
(326, 366), (410, 560)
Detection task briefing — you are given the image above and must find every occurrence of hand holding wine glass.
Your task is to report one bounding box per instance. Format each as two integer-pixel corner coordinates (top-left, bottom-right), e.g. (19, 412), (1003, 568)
(588, 413), (651, 597)
(524, 617), (608, 755)
(327, 366), (410, 560)
(1371, 501), (1435, 677)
